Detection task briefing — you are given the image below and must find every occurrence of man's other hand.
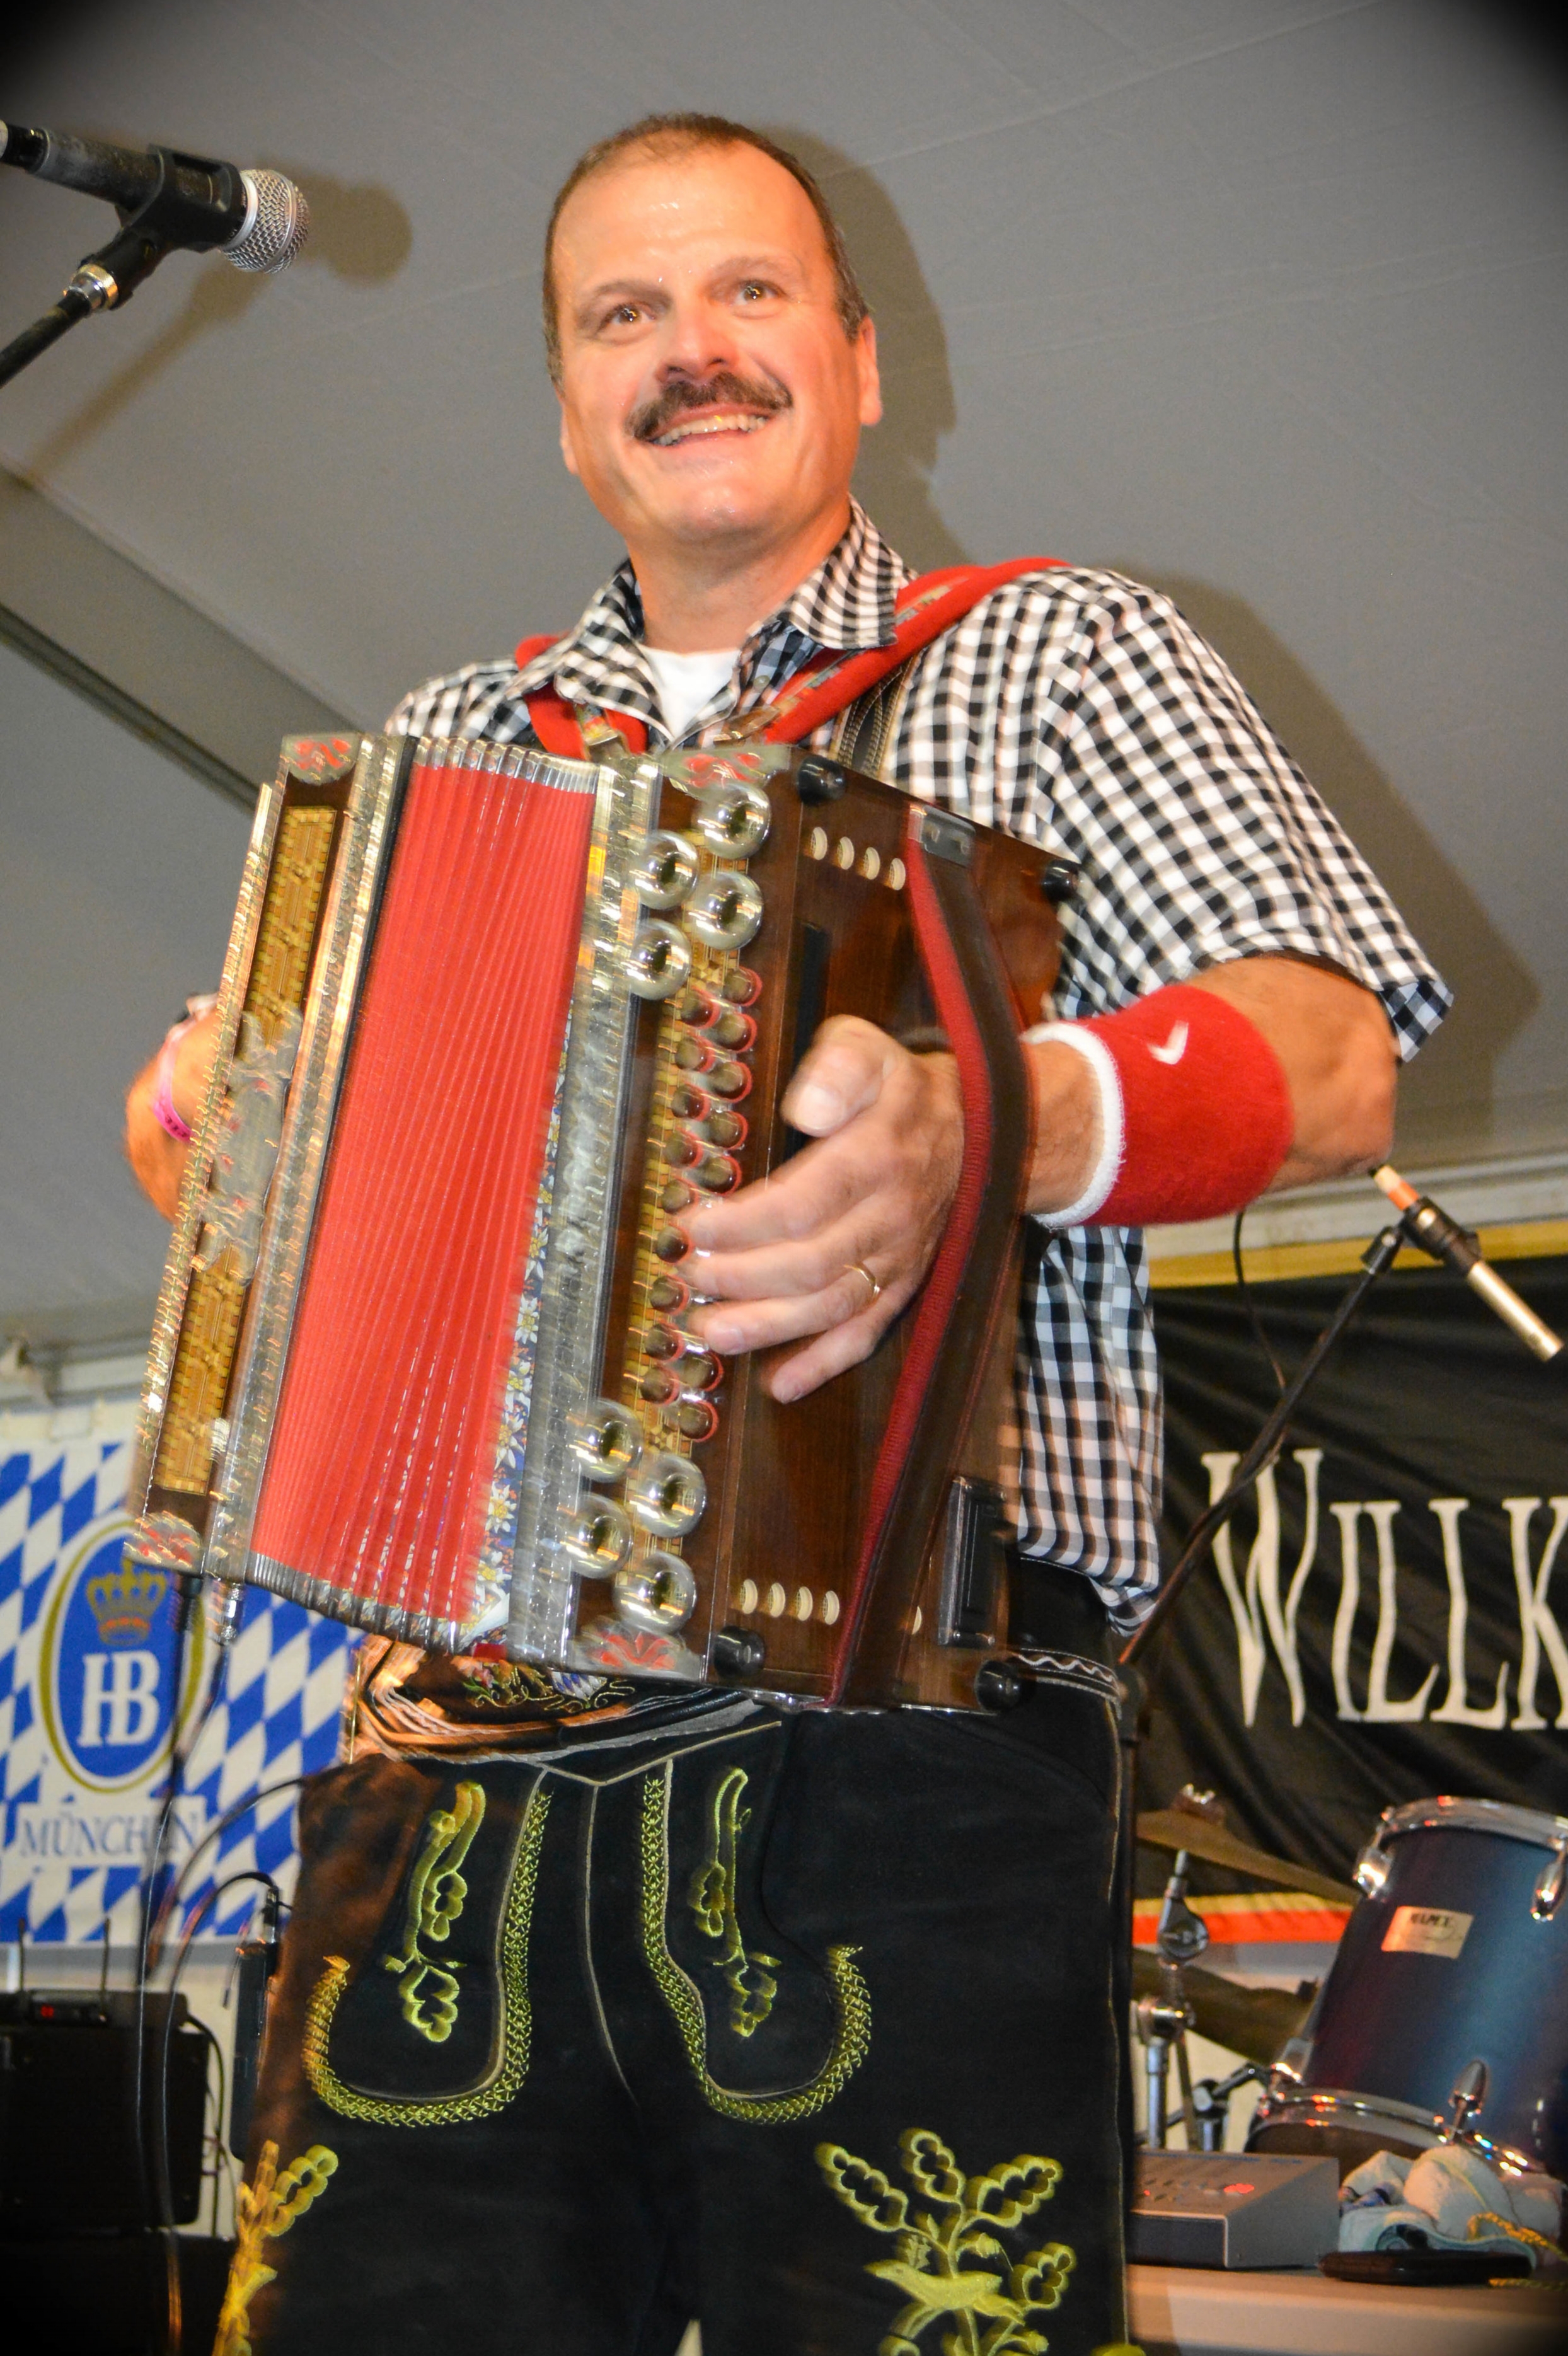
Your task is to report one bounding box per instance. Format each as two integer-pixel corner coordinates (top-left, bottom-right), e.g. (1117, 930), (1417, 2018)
(680, 1015), (964, 1402)
(124, 1007), (222, 1221)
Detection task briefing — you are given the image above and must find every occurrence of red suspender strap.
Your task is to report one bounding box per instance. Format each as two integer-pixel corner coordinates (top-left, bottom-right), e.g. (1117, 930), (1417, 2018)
(827, 799), (1034, 1706)
(513, 632), (650, 758)
(514, 556), (1061, 759)
(757, 557), (1062, 745)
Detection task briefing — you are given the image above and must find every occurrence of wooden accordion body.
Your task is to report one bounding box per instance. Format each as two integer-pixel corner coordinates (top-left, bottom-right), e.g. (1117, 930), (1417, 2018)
(129, 731), (1060, 1710)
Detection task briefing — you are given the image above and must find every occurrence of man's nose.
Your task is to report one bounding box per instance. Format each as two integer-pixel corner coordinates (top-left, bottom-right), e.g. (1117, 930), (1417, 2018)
(653, 299), (743, 383)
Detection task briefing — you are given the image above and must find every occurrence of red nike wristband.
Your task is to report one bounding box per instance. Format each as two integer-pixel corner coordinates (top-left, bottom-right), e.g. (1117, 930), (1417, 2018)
(1025, 982), (1294, 1228)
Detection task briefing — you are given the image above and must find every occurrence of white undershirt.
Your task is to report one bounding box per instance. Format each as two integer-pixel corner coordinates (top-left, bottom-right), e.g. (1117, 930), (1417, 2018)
(641, 644), (741, 741)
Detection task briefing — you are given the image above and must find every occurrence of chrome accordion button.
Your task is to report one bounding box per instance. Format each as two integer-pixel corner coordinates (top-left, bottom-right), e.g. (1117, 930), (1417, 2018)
(625, 920), (693, 998)
(567, 1398), (643, 1482)
(613, 1550), (698, 1634)
(558, 1498), (633, 1576)
(691, 779), (770, 857)
(629, 830), (701, 909)
(683, 873), (763, 952)
(626, 1449), (706, 1535)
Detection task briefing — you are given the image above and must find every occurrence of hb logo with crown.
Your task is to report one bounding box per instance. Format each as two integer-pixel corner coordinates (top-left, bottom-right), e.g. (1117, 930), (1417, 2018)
(86, 1562), (168, 1650)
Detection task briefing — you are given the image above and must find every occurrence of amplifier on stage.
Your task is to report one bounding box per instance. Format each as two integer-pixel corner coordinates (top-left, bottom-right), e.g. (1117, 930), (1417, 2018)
(0, 1989), (207, 2231)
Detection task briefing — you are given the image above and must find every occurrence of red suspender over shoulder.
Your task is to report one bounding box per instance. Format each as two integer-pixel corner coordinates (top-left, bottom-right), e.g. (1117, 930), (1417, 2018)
(514, 557), (1062, 757)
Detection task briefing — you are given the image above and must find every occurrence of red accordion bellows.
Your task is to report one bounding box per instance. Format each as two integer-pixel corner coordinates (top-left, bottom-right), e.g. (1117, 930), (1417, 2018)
(250, 753), (591, 1631)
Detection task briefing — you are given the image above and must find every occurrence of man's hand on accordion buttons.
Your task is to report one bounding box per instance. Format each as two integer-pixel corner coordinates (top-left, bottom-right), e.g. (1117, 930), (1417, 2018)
(680, 1015), (964, 1402)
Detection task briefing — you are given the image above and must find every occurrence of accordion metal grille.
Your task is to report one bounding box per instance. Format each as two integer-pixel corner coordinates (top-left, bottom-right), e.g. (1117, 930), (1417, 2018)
(250, 752), (592, 1634)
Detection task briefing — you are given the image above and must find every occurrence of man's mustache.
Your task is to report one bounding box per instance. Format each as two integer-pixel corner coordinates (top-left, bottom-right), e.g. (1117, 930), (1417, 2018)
(630, 371), (792, 444)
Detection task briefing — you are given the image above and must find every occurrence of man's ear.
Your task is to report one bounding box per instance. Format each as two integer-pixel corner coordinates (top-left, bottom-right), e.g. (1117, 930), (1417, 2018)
(558, 393), (582, 480)
(855, 316), (883, 430)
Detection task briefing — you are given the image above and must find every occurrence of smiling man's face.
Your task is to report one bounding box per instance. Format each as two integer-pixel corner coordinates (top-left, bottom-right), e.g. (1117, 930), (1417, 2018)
(551, 139), (880, 598)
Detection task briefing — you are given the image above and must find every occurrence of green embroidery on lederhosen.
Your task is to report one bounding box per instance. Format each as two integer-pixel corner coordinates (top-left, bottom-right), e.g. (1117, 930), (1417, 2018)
(640, 1760), (870, 2122)
(688, 1764), (780, 2036)
(215, 2139), (338, 2356)
(816, 2127), (1075, 2356)
(303, 1780), (550, 2126)
(382, 1778), (486, 2042)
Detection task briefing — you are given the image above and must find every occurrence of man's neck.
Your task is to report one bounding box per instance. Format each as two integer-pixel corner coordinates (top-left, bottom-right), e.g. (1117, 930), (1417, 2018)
(632, 498), (852, 653)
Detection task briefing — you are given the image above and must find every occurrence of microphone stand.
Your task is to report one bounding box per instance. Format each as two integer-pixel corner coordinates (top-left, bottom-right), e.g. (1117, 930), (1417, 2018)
(1122, 1171), (1562, 1673)
(0, 144), (228, 388)
(1121, 1221), (1403, 1673)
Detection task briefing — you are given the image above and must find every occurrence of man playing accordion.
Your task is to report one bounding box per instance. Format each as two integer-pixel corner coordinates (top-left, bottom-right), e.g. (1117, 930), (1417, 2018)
(128, 112), (1444, 2356)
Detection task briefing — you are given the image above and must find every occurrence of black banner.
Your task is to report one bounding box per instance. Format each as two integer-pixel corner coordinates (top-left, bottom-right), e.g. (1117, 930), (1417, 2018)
(1139, 1252), (1568, 1884)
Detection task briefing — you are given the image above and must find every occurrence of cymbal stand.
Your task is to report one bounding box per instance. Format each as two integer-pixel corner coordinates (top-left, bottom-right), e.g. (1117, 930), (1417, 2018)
(1135, 1846), (1208, 2147)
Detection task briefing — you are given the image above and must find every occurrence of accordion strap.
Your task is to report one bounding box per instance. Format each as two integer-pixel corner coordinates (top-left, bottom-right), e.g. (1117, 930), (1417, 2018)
(516, 556), (1062, 759)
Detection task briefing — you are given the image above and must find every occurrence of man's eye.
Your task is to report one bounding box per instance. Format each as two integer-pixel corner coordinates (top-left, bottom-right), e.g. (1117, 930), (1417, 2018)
(602, 303), (642, 329)
(737, 281), (773, 304)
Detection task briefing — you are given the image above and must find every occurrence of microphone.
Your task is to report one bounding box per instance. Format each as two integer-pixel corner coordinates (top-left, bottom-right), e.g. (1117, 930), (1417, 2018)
(1373, 1163), (1564, 1361)
(0, 122), (308, 274)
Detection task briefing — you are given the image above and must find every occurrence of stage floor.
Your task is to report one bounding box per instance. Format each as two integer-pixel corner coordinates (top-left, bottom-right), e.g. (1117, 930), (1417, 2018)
(1127, 2261), (1564, 2355)
(675, 2264), (1565, 2355)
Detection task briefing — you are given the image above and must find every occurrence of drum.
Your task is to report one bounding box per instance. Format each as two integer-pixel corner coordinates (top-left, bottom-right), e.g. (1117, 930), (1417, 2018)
(1249, 1796), (1568, 2179)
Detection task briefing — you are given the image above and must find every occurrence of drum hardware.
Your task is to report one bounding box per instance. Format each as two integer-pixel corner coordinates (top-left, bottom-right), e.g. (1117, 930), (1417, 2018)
(1443, 2057), (1487, 2142)
(1130, 1951), (1317, 2069)
(1135, 1845), (1210, 2149)
(1186, 2059), (1267, 2152)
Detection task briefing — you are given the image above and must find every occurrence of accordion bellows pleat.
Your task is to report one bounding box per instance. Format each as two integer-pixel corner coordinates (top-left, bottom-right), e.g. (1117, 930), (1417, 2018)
(250, 758), (591, 1634)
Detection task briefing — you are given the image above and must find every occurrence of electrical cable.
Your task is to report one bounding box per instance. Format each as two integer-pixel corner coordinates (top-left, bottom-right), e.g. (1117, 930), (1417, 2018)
(192, 2019), (228, 2238)
(1230, 1205), (1288, 1395)
(153, 1870), (280, 2355)
(130, 1579), (195, 2352)
(150, 1775), (307, 1958)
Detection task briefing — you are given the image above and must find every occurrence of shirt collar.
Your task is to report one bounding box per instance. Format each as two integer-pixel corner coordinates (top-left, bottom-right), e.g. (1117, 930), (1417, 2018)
(510, 499), (907, 743)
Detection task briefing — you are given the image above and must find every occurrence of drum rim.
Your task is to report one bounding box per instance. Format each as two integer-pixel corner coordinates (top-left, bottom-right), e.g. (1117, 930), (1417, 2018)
(1375, 1795), (1568, 1852)
(1253, 2082), (1538, 2178)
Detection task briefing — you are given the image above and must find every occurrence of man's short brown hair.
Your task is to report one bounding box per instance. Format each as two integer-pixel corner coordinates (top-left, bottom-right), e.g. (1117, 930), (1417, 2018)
(542, 113), (869, 388)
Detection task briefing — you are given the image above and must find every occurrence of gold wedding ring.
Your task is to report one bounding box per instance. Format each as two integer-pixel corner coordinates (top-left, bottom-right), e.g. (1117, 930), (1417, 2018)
(845, 1262), (882, 1305)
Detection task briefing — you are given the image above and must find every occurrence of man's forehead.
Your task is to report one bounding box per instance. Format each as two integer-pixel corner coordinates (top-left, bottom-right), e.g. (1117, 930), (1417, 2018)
(553, 142), (827, 279)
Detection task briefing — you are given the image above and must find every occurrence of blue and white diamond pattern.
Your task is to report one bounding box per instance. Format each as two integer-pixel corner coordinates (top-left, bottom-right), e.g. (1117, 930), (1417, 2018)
(1, 1423), (354, 1943)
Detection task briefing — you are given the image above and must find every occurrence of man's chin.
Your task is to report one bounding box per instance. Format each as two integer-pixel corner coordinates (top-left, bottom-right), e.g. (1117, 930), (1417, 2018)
(638, 472), (792, 551)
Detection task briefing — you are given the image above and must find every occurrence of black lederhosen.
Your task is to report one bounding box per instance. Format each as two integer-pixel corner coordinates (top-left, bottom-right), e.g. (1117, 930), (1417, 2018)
(219, 1583), (1132, 2356)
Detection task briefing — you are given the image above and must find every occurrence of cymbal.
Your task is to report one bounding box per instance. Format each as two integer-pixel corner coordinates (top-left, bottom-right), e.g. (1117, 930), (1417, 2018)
(1136, 1809), (1359, 1908)
(1131, 1951), (1315, 2064)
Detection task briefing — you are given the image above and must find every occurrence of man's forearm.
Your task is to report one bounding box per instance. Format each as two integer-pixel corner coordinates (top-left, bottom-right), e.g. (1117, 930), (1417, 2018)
(1187, 956), (1397, 1191)
(1022, 954), (1398, 1220)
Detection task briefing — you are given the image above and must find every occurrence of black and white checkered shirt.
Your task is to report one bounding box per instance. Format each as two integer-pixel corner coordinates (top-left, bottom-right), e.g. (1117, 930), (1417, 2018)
(391, 502), (1449, 1629)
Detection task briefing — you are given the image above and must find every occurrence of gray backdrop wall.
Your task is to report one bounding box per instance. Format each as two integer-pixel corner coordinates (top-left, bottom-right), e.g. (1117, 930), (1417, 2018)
(1, 0), (1564, 1359)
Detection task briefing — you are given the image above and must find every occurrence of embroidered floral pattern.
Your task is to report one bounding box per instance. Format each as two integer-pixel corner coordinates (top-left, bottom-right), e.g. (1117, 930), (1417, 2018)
(381, 1779), (486, 2042)
(688, 1765), (780, 2038)
(639, 1763), (869, 2121)
(816, 2128), (1075, 2355)
(215, 2138), (338, 2356)
(305, 1782), (550, 2125)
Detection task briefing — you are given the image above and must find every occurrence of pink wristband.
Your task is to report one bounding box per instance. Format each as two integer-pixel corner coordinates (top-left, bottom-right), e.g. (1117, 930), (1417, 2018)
(152, 1029), (193, 1143)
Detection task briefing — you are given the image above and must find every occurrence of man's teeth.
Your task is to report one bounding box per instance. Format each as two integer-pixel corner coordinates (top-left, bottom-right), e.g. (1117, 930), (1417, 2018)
(653, 413), (771, 447)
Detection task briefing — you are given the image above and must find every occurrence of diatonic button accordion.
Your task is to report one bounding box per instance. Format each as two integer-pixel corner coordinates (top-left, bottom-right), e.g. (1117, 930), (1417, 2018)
(129, 731), (1059, 1709)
